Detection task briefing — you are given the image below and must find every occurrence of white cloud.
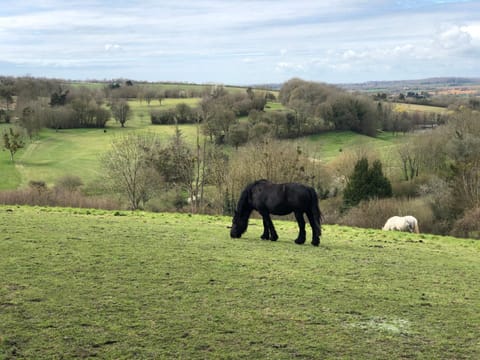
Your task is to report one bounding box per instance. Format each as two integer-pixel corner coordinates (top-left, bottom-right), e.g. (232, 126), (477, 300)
(275, 62), (305, 72)
(104, 44), (123, 52)
(0, 0), (479, 83)
(461, 24), (480, 39)
(436, 25), (472, 49)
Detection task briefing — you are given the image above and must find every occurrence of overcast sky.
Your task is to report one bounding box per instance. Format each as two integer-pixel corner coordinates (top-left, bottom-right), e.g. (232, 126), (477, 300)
(1, 0), (480, 85)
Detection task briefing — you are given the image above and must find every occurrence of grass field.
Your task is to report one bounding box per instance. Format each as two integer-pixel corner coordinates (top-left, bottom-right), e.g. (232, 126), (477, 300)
(393, 103), (448, 114)
(1, 205), (479, 359)
(1, 99), (204, 188)
(2, 98), (410, 190)
(299, 131), (403, 162)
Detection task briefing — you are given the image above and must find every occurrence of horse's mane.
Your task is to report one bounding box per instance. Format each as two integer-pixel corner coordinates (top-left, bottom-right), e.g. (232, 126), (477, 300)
(236, 180), (269, 214)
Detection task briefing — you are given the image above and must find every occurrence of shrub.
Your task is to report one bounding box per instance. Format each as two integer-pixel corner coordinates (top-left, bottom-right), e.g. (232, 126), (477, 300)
(55, 175), (84, 192)
(150, 109), (176, 124)
(451, 207), (480, 239)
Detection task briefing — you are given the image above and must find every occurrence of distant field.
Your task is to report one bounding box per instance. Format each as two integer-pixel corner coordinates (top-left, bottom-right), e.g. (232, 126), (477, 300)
(2, 98), (410, 190)
(393, 103), (448, 114)
(1, 206), (479, 359)
(67, 81), (251, 94)
(264, 102), (287, 111)
(299, 131), (402, 162)
(127, 98), (201, 126)
(12, 124), (201, 188)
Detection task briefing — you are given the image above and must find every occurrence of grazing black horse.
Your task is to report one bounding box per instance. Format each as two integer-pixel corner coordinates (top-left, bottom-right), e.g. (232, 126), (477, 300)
(230, 179), (322, 246)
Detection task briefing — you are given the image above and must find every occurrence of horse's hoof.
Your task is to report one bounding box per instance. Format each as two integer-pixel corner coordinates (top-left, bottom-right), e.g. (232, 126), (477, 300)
(294, 239), (305, 245)
(261, 235), (269, 240)
(311, 242), (320, 247)
(270, 238), (278, 242)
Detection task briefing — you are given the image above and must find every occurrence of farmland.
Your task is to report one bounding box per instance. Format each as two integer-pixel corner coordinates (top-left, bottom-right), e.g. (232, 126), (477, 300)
(1, 205), (479, 359)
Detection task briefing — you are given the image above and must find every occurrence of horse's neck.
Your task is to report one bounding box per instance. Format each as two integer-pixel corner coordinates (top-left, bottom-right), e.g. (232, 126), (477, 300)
(238, 202), (253, 218)
(237, 189), (253, 214)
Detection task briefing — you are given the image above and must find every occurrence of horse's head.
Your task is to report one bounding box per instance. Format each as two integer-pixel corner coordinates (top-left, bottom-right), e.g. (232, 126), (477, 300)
(230, 210), (249, 238)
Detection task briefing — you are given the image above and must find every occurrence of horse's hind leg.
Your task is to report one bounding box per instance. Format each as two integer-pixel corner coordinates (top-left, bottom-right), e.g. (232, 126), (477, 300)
(294, 211), (306, 245)
(261, 216), (270, 240)
(306, 210), (320, 246)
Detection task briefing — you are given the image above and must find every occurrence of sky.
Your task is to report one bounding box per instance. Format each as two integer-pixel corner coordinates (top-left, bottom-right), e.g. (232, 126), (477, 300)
(1, 0), (480, 85)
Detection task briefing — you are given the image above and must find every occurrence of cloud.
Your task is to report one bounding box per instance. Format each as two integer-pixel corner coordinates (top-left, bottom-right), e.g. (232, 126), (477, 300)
(0, 0), (480, 83)
(275, 62), (305, 72)
(104, 44), (123, 52)
(436, 25), (472, 49)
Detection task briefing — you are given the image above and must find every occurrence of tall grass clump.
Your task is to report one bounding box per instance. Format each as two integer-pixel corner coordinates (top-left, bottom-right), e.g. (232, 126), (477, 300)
(0, 176), (120, 210)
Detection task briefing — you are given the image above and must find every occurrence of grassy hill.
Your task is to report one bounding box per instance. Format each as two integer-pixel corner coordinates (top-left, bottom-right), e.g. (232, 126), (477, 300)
(1, 205), (479, 359)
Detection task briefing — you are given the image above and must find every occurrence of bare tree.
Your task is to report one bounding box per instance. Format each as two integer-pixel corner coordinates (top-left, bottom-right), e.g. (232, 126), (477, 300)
(398, 141), (420, 181)
(101, 132), (162, 210)
(111, 100), (131, 127)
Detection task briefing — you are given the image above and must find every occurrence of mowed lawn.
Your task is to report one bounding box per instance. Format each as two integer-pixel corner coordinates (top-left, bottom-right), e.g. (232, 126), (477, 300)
(4, 98), (203, 188)
(1, 206), (479, 359)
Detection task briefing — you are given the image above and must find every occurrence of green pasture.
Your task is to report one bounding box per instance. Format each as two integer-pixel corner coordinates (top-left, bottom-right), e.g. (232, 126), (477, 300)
(299, 131), (403, 162)
(12, 124), (200, 188)
(2, 99), (410, 190)
(0, 147), (21, 190)
(264, 102), (287, 111)
(1, 206), (478, 359)
(127, 98), (201, 127)
(67, 81), (251, 94)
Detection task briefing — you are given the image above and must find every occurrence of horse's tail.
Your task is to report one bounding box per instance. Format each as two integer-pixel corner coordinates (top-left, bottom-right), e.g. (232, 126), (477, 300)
(309, 187), (323, 227)
(413, 219), (420, 233)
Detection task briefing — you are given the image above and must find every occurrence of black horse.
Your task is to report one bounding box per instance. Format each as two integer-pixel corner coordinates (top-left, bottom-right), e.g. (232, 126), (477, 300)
(230, 179), (322, 246)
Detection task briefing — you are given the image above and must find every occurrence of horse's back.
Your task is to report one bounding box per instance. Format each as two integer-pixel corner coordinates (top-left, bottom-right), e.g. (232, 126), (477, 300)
(252, 181), (316, 215)
(383, 215), (419, 233)
(382, 216), (404, 231)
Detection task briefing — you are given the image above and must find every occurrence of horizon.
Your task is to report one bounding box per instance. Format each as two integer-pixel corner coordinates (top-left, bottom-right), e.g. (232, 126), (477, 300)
(1, 1), (480, 85)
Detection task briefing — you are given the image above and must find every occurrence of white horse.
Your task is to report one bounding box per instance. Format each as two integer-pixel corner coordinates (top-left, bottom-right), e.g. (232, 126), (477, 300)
(382, 215), (419, 233)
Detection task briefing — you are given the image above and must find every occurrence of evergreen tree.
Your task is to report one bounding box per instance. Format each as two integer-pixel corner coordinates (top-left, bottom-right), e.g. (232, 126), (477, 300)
(343, 157), (392, 209)
(367, 160), (392, 198)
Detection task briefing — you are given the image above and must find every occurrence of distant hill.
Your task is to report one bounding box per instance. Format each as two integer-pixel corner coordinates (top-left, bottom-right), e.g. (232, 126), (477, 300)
(339, 77), (480, 93)
(252, 77), (480, 94)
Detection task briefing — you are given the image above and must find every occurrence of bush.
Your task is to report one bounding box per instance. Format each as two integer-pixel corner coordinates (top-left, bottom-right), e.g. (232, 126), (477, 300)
(391, 175), (430, 198)
(55, 175), (84, 192)
(150, 109), (176, 124)
(451, 207), (480, 239)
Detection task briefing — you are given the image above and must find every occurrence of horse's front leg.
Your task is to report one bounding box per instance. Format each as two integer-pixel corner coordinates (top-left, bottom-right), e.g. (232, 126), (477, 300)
(260, 212), (278, 241)
(261, 216), (270, 240)
(294, 211), (306, 245)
